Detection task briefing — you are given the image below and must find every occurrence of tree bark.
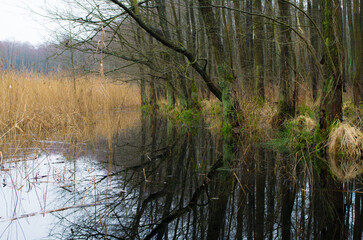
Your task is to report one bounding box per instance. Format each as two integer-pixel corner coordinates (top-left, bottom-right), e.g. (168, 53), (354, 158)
(277, 0), (295, 123)
(246, 0), (254, 91)
(353, 0), (362, 106)
(131, 0), (147, 106)
(155, 0), (175, 109)
(253, 0), (265, 100)
(232, 0), (247, 74)
(265, 0), (276, 87)
(319, 0), (343, 130)
(347, 0), (355, 86)
(198, 0), (237, 128)
(361, 0), (363, 102)
(309, 0), (320, 101)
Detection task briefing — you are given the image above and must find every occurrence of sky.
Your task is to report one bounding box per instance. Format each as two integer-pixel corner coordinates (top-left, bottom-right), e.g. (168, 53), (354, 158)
(0, 0), (60, 46)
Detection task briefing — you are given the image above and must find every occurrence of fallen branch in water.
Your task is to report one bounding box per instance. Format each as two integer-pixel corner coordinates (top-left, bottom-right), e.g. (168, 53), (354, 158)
(0, 200), (114, 222)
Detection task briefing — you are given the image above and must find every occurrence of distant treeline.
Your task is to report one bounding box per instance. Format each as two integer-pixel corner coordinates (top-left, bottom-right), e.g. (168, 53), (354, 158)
(0, 40), (98, 74)
(0, 41), (56, 72)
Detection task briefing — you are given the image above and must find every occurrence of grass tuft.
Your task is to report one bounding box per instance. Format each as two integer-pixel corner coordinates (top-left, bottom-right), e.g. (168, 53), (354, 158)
(289, 115), (316, 133)
(327, 122), (363, 180)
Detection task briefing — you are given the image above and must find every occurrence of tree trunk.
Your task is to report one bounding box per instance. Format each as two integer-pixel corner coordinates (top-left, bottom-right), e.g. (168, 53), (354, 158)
(347, 0), (355, 87)
(277, 0), (295, 124)
(309, 0), (320, 101)
(170, 0), (190, 109)
(131, 0), (147, 106)
(198, 0), (237, 128)
(361, 0), (363, 102)
(265, 0), (276, 87)
(232, 0), (247, 74)
(186, 0), (198, 107)
(156, 0), (175, 109)
(342, 0), (349, 93)
(319, 0), (343, 130)
(145, 1), (158, 110)
(353, 0), (362, 106)
(246, 0), (254, 91)
(109, 0), (223, 102)
(253, 0), (265, 100)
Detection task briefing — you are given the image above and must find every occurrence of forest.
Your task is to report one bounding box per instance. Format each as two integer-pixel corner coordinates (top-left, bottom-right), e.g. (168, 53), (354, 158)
(0, 0), (362, 239)
(4, 0), (361, 127)
(42, 0), (362, 174)
(49, 0), (363, 115)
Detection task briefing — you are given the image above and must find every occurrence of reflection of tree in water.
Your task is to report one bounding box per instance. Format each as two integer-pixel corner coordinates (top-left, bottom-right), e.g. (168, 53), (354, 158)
(49, 116), (362, 239)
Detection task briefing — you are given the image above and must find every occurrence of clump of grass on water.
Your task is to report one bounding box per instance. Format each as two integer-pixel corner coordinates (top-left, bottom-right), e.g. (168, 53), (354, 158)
(327, 122), (363, 180)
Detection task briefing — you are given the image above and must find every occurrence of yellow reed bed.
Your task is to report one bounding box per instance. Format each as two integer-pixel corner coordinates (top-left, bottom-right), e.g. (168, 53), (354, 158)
(0, 70), (141, 155)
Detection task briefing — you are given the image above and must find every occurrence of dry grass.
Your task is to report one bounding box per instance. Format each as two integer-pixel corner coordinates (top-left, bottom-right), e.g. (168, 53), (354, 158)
(201, 93), (278, 138)
(236, 95), (278, 139)
(201, 98), (223, 131)
(327, 122), (363, 180)
(290, 115), (316, 133)
(343, 101), (363, 129)
(0, 70), (140, 158)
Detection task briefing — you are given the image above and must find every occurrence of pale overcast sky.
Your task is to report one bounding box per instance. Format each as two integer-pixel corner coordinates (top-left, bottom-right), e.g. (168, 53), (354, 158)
(0, 0), (61, 45)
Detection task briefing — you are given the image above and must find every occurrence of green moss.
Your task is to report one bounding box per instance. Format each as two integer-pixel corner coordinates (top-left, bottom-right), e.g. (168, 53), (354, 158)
(210, 102), (222, 116)
(140, 103), (151, 114)
(222, 122), (232, 136)
(298, 104), (314, 118)
(226, 73), (235, 83)
(176, 108), (200, 126)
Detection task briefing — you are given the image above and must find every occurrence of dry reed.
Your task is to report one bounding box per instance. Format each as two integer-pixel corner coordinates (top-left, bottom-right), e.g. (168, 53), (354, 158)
(0, 70), (141, 158)
(238, 96), (278, 139)
(327, 122), (363, 180)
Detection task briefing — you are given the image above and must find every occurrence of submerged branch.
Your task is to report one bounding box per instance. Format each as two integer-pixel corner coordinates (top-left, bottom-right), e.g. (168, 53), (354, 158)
(0, 200), (114, 223)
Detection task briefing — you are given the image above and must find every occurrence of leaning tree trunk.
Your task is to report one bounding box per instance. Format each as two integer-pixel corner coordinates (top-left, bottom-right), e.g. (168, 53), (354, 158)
(319, 0), (343, 131)
(109, 0), (223, 104)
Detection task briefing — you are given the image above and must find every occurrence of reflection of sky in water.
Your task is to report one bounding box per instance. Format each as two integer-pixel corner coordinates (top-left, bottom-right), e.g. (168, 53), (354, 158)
(0, 152), (110, 239)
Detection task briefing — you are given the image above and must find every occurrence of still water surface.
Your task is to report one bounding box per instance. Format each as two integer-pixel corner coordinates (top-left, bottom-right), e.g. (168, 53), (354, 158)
(0, 113), (362, 239)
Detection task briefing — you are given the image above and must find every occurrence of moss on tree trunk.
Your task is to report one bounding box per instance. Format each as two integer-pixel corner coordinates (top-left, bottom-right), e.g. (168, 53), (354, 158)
(319, 0), (343, 131)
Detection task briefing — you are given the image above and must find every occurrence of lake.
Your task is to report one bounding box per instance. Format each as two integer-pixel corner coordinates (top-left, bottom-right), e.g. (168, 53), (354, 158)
(0, 111), (361, 239)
